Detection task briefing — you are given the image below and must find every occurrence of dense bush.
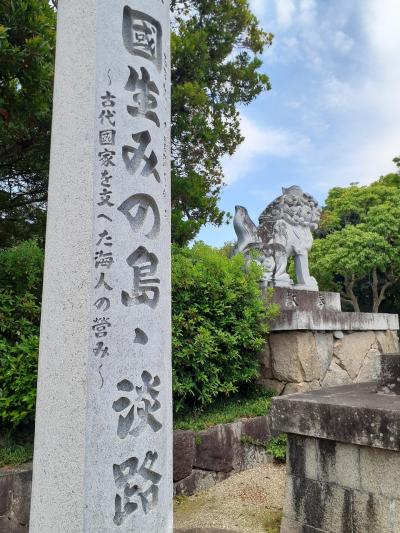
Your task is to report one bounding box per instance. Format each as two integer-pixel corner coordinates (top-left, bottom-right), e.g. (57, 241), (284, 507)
(172, 243), (278, 413)
(0, 240), (278, 426)
(0, 241), (43, 426)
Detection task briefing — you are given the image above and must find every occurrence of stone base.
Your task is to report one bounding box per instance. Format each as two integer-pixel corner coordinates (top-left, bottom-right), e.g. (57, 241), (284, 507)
(258, 329), (399, 395)
(269, 288), (399, 332)
(280, 435), (400, 533)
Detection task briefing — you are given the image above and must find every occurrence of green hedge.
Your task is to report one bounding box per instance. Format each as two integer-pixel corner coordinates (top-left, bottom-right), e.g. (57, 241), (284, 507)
(0, 240), (278, 426)
(0, 241), (43, 426)
(172, 243), (278, 413)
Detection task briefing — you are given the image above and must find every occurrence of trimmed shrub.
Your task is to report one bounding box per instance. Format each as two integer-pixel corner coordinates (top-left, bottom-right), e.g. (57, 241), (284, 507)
(172, 242), (278, 413)
(0, 240), (279, 426)
(0, 241), (43, 426)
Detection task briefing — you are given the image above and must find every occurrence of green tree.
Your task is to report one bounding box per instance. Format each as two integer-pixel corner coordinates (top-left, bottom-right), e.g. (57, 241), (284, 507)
(311, 171), (400, 312)
(0, 0), (55, 248)
(171, 0), (272, 244)
(0, 0), (272, 247)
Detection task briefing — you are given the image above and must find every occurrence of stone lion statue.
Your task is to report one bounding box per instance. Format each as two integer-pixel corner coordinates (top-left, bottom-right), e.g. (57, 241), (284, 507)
(233, 185), (321, 291)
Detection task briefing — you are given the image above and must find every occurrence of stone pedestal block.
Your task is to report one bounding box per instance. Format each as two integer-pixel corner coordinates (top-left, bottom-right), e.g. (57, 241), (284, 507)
(271, 363), (400, 533)
(261, 329), (399, 395)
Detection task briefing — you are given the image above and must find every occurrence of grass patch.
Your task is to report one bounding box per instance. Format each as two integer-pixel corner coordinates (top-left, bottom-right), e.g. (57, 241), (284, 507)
(173, 387), (275, 431)
(0, 427), (34, 468)
(264, 510), (282, 533)
(266, 434), (287, 462)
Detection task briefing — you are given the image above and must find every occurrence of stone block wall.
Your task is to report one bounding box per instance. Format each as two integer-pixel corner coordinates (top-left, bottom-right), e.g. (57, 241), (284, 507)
(0, 416), (273, 530)
(0, 465), (31, 533)
(281, 435), (400, 533)
(258, 329), (399, 395)
(174, 416), (273, 496)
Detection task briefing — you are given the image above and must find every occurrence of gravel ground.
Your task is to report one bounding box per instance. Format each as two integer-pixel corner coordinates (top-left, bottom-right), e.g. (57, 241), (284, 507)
(173, 462), (286, 533)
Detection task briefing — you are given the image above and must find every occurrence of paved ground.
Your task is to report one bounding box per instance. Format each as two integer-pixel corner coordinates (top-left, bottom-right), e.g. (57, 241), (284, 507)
(173, 462), (286, 533)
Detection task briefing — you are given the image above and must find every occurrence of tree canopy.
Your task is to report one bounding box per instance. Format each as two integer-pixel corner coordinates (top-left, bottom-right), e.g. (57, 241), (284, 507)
(0, 0), (272, 247)
(0, 0), (55, 247)
(310, 167), (400, 312)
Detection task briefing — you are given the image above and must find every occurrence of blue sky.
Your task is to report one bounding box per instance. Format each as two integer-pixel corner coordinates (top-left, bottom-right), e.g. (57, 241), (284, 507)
(198, 0), (400, 246)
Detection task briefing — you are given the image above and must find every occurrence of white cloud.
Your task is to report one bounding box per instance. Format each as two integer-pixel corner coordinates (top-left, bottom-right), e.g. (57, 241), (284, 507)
(245, 0), (400, 196)
(222, 115), (311, 184)
(275, 0), (296, 29)
(249, 0), (268, 20)
(298, 0), (317, 26)
(322, 76), (354, 110)
(333, 30), (354, 54)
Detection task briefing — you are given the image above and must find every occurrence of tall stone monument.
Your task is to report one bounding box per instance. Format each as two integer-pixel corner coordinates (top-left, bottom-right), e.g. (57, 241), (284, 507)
(30, 1), (172, 531)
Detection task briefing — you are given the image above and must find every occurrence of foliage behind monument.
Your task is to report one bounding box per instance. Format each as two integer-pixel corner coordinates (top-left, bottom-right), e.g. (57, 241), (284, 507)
(0, 240), (277, 425)
(172, 243), (279, 413)
(0, 241), (42, 426)
(0, 0), (272, 247)
(310, 170), (400, 313)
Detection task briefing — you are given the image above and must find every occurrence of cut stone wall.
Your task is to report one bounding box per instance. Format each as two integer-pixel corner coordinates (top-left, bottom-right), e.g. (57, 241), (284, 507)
(0, 465), (31, 533)
(0, 416), (273, 530)
(281, 434), (400, 533)
(173, 416), (273, 496)
(258, 329), (399, 395)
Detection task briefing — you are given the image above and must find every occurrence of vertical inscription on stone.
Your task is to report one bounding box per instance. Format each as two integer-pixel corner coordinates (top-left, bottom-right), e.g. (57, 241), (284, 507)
(29, 1), (171, 532)
(122, 8), (162, 69)
(88, 0), (171, 531)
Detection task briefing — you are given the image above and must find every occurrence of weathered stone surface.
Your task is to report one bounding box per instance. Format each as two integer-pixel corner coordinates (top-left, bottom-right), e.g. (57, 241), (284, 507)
(332, 443), (360, 490)
(280, 517), (328, 533)
(377, 353), (400, 395)
(287, 435), (317, 481)
(334, 331), (377, 379)
(284, 380), (321, 395)
(321, 360), (353, 388)
(257, 377), (286, 394)
(0, 516), (13, 532)
(282, 464), (400, 533)
(283, 475), (353, 532)
(235, 444), (272, 471)
(272, 288), (341, 312)
(11, 469), (32, 525)
(292, 437), (361, 491)
(0, 472), (12, 516)
(271, 309), (399, 331)
(356, 345), (381, 383)
(174, 470), (228, 497)
(241, 416), (270, 443)
(315, 333), (333, 379)
(270, 331), (321, 383)
(258, 341), (273, 379)
(194, 423), (241, 472)
(173, 431), (195, 482)
(352, 491), (396, 533)
(360, 446), (400, 499)
(270, 382), (400, 451)
(376, 330), (399, 354)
